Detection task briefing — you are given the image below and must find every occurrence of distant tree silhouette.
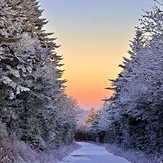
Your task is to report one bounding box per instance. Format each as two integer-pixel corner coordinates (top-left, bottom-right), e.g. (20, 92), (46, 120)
(85, 107), (96, 123)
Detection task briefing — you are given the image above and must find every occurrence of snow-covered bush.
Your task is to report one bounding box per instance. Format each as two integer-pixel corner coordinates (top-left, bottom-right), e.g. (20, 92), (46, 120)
(0, 121), (15, 163)
(43, 93), (80, 148)
(0, 121), (80, 163)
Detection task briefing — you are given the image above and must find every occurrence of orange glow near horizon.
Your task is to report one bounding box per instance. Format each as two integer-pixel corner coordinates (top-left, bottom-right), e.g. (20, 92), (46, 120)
(58, 43), (126, 110)
(65, 85), (113, 109)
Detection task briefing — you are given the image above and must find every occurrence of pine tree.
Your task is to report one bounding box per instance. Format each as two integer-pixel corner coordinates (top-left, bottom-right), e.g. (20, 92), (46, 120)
(85, 107), (96, 124)
(0, 0), (67, 150)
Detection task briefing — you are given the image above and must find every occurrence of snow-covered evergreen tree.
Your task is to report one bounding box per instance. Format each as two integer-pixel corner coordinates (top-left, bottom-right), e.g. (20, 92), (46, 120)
(94, 6), (163, 152)
(0, 0), (77, 150)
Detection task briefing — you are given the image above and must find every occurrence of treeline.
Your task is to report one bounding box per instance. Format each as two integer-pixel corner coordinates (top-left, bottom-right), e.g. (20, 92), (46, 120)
(0, 0), (79, 161)
(92, 6), (163, 153)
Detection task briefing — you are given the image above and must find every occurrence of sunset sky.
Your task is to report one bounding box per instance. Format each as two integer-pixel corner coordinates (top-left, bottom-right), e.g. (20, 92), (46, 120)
(39, 0), (155, 110)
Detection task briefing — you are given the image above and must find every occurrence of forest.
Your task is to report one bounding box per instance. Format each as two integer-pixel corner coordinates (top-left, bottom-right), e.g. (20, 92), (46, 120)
(0, 0), (162, 162)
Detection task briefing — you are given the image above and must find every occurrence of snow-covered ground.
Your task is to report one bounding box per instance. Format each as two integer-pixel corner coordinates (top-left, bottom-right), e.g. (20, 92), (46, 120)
(58, 142), (131, 163)
(102, 143), (162, 163)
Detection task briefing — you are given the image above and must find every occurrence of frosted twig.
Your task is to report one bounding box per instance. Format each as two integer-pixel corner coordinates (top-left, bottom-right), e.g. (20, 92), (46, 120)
(154, 0), (163, 6)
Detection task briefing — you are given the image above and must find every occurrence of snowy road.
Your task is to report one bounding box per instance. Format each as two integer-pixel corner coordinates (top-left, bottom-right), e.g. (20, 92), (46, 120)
(58, 142), (131, 163)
